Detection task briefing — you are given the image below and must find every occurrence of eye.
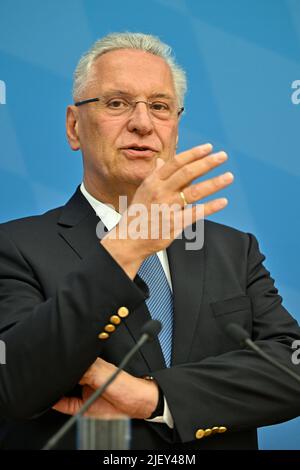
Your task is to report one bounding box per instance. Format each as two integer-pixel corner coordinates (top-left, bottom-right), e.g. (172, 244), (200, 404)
(106, 99), (129, 109)
(150, 101), (170, 112)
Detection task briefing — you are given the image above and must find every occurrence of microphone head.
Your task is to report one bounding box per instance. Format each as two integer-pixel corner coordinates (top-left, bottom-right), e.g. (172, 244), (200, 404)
(225, 323), (250, 346)
(141, 320), (162, 342)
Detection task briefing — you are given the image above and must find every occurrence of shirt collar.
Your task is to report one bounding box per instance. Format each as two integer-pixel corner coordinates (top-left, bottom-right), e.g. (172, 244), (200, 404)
(80, 182), (121, 231)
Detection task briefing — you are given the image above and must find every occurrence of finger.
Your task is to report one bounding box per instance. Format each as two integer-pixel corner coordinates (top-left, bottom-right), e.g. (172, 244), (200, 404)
(158, 143), (213, 180)
(203, 198), (228, 217)
(82, 385), (97, 397)
(166, 151), (228, 191)
(79, 357), (110, 387)
(53, 396), (82, 415)
(155, 157), (165, 170)
(183, 172), (234, 204)
(172, 197), (228, 237)
(182, 198), (228, 223)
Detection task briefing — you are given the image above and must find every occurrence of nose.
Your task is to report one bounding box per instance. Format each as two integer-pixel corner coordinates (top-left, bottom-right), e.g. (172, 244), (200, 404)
(127, 101), (154, 136)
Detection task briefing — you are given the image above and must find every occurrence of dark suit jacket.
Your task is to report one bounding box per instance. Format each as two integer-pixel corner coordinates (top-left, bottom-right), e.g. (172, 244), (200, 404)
(0, 187), (300, 450)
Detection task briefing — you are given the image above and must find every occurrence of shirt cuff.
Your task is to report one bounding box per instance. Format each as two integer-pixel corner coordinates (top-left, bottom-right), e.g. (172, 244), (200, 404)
(145, 395), (174, 429)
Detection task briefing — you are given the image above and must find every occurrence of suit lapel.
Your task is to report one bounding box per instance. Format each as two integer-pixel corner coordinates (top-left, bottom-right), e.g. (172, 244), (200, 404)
(167, 233), (205, 365)
(57, 187), (101, 259)
(58, 211), (101, 261)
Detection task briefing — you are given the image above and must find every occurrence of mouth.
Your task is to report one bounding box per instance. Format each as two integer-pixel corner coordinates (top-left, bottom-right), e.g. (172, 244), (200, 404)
(120, 145), (158, 159)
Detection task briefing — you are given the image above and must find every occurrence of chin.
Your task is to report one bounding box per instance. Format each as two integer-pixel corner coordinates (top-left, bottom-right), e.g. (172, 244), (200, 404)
(123, 160), (156, 184)
(125, 172), (150, 187)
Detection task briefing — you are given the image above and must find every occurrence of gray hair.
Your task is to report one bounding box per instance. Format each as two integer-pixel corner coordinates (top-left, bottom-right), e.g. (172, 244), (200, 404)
(73, 32), (187, 108)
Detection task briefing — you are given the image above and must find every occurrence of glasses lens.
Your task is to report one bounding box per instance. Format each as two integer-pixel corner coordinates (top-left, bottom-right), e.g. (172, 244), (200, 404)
(149, 101), (173, 120)
(105, 98), (130, 115)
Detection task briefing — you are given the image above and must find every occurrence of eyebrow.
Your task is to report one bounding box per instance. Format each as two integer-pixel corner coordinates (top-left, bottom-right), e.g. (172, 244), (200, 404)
(101, 90), (174, 100)
(102, 90), (131, 97)
(149, 93), (174, 100)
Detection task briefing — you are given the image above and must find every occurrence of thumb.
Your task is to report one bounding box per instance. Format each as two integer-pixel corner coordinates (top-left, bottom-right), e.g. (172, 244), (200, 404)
(52, 396), (83, 415)
(155, 157), (165, 170)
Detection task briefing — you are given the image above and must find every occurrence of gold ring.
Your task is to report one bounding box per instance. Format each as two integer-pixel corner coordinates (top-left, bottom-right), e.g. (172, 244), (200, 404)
(179, 191), (188, 206)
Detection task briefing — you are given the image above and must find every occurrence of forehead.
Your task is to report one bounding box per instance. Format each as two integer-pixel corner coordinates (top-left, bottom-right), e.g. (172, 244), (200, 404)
(88, 49), (176, 97)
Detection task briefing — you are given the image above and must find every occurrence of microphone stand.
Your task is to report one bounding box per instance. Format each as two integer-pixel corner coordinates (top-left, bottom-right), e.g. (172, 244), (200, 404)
(42, 320), (161, 450)
(226, 323), (300, 385)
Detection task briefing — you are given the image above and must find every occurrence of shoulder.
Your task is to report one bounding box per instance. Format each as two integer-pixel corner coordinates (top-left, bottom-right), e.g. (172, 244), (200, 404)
(204, 219), (251, 246)
(203, 219), (260, 263)
(0, 206), (64, 244)
(204, 219), (248, 238)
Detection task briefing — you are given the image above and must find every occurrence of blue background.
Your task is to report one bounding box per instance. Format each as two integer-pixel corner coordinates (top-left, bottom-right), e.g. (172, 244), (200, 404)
(0, 0), (300, 449)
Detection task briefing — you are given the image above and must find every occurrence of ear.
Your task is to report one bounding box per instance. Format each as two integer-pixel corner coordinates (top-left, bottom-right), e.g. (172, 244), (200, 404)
(66, 105), (80, 151)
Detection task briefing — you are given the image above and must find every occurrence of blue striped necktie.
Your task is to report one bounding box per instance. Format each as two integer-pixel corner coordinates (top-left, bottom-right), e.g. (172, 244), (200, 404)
(138, 254), (173, 367)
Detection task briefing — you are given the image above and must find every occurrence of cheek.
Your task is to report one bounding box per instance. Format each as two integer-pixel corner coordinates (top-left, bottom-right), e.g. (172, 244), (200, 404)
(157, 123), (178, 152)
(99, 123), (127, 155)
(82, 115), (119, 145)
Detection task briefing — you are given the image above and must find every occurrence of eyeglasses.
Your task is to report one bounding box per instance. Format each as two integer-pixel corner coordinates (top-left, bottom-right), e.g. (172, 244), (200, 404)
(74, 95), (184, 120)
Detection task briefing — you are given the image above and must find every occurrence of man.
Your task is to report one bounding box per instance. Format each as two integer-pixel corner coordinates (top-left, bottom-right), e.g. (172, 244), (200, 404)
(0, 32), (300, 450)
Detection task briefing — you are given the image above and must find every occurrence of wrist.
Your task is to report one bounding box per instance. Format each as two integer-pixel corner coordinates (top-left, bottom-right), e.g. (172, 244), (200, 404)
(144, 376), (164, 419)
(100, 236), (144, 280)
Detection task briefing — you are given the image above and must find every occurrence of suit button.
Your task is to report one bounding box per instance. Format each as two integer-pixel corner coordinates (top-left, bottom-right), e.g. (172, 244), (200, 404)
(195, 429), (205, 439)
(218, 426), (227, 433)
(110, 315), (121, 325)
(118, 307), (129, 318)
(104, 324), (116, 333)
(204, 428), (212, 437)
(211, 427), (219, 434)
(98, 332), (109, 340)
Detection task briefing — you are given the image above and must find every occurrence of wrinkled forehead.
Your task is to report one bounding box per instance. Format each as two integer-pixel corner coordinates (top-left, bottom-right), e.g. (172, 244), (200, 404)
(86, 49), (177, 99)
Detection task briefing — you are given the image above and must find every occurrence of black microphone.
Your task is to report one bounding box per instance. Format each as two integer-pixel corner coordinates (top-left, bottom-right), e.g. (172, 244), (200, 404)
(226, 323), (300, 384)
(42, 319), (162, 450)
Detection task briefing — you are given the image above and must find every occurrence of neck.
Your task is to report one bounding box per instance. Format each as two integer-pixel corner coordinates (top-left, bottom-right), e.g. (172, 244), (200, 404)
(83, 175), (137, 213)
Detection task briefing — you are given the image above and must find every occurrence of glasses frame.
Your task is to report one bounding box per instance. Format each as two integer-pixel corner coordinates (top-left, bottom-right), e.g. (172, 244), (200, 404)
(74, 97), (184, 118)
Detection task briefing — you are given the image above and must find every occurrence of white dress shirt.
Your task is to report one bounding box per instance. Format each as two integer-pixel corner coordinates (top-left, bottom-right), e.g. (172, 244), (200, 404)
(80, 183), (174, 429)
